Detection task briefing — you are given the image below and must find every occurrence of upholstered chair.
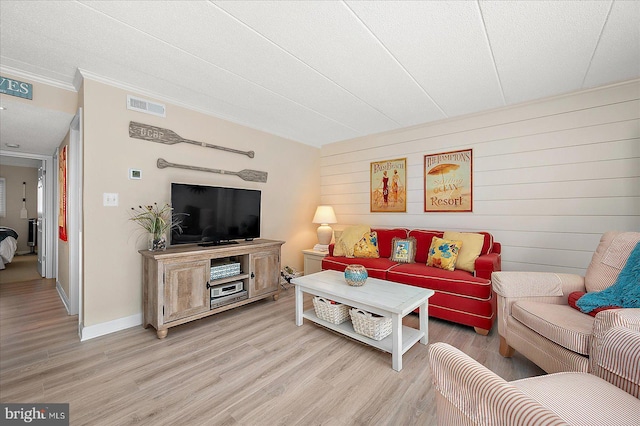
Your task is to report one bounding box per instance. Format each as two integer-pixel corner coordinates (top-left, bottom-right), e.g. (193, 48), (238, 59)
(429, 324), (640, 425)
(492, 231), (640, 374)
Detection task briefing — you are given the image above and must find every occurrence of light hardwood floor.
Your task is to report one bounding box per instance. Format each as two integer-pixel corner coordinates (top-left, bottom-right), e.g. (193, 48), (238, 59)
(0, 278), (544, 425)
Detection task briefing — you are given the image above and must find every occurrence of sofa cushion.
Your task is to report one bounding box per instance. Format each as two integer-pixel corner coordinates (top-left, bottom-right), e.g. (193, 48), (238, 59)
(408, 230), (443, 263)
(372, 228), (408, 258)
(429, 292), (496, 320)
(333, 225), (370, 257)
(512, 372), (640, 426)
(427, 237), (463, 271)
(512, 301), (595, 355)
(353, 231), (379, 258)
(443, 231), (485, 273)
(585, 231), (640, 292)
(322, 256), (397, 279)
(387, 263), (492, 300)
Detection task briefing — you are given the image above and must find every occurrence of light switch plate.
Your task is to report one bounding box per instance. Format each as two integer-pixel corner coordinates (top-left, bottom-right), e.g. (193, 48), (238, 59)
(103, 193), (119, 207)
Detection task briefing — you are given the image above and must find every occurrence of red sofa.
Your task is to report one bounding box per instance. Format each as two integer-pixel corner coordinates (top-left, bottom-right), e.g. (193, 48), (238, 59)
(322, 228), (501, 334)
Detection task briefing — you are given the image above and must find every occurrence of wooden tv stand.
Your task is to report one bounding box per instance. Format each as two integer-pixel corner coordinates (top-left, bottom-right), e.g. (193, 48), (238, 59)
(139, 239), (284, 338)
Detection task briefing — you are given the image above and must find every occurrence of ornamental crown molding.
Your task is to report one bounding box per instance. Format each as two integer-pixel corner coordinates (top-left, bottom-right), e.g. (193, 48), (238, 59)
(0, 65), (76, 92)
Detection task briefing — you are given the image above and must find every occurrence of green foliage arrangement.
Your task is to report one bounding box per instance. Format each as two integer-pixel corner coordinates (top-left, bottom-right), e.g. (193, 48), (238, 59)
(129, 203), (183, 241)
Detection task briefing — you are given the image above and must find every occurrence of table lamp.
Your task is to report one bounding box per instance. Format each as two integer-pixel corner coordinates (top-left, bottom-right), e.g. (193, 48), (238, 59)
(312, 205), (337, 252)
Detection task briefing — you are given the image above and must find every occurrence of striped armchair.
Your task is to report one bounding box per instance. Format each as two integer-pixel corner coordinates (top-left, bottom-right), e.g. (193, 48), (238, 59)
(492, 232), (640, 374)
(429, 324), (640, 425)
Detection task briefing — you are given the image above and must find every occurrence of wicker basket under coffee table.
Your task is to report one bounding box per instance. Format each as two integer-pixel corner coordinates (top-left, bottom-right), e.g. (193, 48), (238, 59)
(313, 296), (350, 324)
(292, 270), (434, 372)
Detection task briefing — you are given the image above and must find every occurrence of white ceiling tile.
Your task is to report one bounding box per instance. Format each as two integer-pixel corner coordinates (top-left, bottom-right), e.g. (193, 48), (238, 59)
(583, 0), (640, 88)
(0, 20), (78, 82)
(480, 0), (611, 104)
(348, 1), (505, 118)
(215, 0), (446, 127)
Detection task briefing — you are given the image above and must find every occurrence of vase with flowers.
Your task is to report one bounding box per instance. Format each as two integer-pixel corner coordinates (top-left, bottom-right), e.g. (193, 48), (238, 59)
(129, 203), (183, 251)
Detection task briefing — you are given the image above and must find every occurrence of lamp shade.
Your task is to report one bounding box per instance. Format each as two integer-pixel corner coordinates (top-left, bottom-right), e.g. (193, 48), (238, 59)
(312, 206), (337, 225)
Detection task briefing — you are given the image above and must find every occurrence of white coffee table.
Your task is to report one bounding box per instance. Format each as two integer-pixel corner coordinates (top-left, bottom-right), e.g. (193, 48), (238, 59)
(292, 270), (434, 371)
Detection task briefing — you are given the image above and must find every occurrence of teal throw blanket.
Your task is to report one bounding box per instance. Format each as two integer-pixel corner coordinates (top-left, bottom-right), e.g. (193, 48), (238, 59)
(577, 242), (640, 313)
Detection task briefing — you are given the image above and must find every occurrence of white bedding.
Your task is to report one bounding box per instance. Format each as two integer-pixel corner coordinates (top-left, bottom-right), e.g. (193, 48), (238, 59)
(0, 235), (18, 270)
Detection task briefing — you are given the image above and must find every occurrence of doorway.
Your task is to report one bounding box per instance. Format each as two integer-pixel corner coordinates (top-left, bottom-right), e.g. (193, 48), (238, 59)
(0, 152), (55, 281)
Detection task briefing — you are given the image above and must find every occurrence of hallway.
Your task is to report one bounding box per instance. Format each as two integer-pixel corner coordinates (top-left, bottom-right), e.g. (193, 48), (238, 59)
(0, 254), (42, 284)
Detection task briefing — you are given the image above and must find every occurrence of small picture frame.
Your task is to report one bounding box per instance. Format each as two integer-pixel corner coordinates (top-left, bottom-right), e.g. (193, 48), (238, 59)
(390, 237), (417, 264)
(129, 168), (142, 180)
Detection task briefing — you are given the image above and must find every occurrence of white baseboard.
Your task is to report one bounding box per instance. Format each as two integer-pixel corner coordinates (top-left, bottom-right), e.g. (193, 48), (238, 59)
(56, 281), (71, 313)
(80, 313), (142, 341)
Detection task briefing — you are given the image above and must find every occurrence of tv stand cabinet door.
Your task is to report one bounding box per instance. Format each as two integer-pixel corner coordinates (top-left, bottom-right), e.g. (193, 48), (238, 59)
(249, 248), (281, 298)
(163, 260), (210, 323)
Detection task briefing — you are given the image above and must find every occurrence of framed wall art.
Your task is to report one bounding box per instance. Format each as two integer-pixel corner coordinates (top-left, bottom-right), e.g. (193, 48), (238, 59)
(370, 158), (406, 212)
(424, 149), (472, 212)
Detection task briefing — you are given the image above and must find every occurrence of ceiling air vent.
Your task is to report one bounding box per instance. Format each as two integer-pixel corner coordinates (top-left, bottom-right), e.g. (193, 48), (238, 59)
(127, 95), (166, 117)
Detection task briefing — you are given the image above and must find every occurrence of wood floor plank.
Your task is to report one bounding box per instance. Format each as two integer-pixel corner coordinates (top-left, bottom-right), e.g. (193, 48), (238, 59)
(0, 277), (545, 425)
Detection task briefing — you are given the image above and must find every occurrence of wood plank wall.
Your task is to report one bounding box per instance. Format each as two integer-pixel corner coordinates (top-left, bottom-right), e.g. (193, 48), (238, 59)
(319, 79), (640, 275)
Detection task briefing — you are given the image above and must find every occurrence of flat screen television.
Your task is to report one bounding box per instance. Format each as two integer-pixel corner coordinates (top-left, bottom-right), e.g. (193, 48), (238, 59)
(170, 183), (261, 246)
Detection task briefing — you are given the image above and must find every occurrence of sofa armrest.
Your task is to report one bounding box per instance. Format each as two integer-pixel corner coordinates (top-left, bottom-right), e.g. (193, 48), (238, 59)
(492, 272), (584, 299)
(475, 252), (501, 280)
(589, 309), (640, 397)
(492, 241), (501, 254)
(429, 342), (565, 425)
(493, 272), (585, 338)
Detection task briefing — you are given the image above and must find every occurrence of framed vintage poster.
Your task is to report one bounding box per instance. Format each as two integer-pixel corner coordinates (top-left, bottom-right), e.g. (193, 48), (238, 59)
(424, 149), (472, 212)
(370, 158), (406, 212)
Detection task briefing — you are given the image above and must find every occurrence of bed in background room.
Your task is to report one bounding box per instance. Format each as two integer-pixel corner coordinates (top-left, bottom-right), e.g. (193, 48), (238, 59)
(0, 227), (19, 270)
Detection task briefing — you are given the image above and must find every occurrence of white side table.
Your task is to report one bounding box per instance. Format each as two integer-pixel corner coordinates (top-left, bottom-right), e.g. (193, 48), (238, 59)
(302, 249), (329, 275)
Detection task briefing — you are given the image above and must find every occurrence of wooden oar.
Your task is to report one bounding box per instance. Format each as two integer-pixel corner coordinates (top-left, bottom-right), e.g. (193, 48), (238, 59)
(157, 158), (268, 183)
(130, 122), (255, 158)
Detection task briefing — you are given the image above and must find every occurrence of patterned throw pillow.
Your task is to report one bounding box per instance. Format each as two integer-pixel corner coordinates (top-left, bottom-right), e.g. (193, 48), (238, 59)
(353, 231), (380, 258)
(333, 225), (371, 257)
(390, 237), (417, 263)
(427, 237), (463, 271)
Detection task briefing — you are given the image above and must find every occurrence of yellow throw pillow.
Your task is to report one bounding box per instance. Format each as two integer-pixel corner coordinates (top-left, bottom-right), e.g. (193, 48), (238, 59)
(333, 224), (371, 258)
(353, 231), (380, 258)
(443, 231), (485, 273)
(427, 237), (463, 271)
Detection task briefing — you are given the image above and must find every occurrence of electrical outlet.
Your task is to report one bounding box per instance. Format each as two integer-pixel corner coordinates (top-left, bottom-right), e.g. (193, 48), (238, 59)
(103, 193), (119, 207)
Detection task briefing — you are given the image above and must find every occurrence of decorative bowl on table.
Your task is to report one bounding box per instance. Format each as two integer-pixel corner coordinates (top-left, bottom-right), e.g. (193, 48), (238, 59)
(344, 264), (368, 286)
